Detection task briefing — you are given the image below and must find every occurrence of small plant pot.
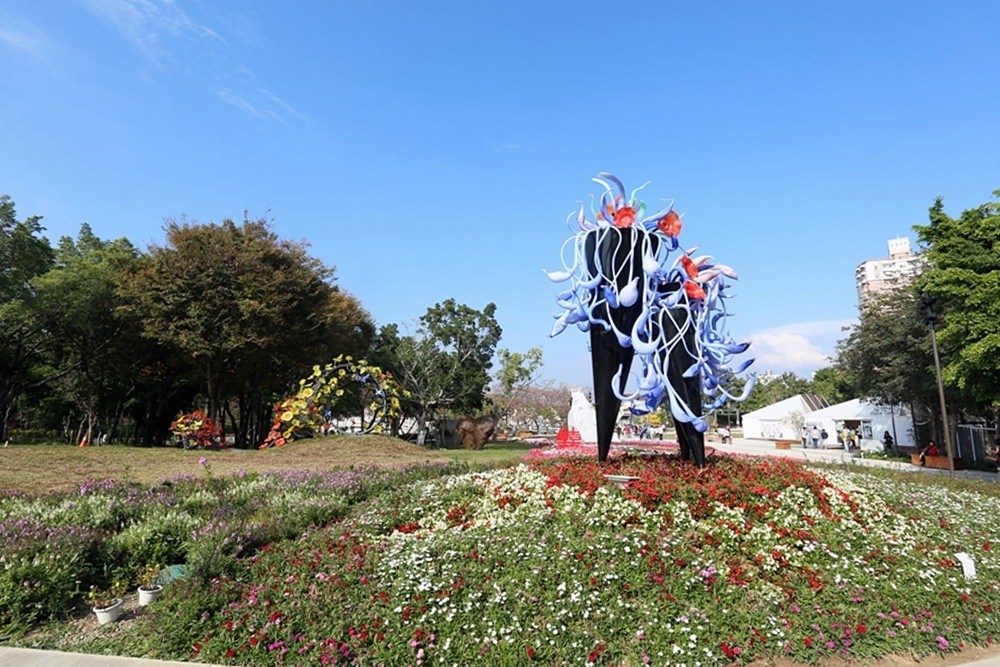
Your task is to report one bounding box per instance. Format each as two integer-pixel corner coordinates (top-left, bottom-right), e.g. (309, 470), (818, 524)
(93, 598), (124, 625)
(137, 585), (163, 606)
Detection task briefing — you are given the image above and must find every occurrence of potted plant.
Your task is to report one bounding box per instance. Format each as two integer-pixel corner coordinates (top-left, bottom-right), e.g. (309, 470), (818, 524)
(88, 578), (127, 625)
(137, 563), (164, 606)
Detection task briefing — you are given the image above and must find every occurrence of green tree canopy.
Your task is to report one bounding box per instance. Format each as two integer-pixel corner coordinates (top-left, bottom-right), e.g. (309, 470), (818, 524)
(32, 225), (144, 443)
(491, 347), (543, 430)
(807, 366), (857, 406)
(834, 289), (938, 410)
(0, 195), (54, 441)
(118, 215), (373, 445)
(739, 372), (811, 415)
(915, 191), (1000, 408)
(371, 300), (502, 445)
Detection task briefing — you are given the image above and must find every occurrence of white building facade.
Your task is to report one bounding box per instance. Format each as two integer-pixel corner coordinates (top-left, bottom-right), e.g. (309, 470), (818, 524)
(855, 237), (926, 305)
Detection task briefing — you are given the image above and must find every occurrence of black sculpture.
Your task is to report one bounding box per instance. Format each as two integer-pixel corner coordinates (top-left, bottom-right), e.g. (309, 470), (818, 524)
(546, 173), (754, 468)
(586, 228), (704, 466)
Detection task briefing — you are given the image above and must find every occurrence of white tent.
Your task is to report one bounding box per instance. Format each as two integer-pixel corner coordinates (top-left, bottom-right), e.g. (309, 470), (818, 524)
(741, 394), (829, 441)
(806, 398), (915, 451)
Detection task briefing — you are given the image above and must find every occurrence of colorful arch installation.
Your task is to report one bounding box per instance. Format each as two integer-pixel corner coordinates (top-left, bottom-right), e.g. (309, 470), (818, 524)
(545, 173), (754, 464)
(259, 355), (406, 449)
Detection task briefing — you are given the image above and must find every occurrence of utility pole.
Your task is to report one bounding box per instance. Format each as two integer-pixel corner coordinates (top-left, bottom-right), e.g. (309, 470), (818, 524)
(922, 293), (955, 476)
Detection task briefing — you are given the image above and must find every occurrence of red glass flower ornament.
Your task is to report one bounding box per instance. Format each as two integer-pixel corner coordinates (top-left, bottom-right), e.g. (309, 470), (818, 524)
(657, 210), (682, 236)
(685, 280), (705, 300)
(613, 206), (635, 228)
(681, 255), (699, 279)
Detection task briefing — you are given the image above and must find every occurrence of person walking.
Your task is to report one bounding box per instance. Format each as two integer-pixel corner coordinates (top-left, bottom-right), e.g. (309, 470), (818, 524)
(810, 425), (821, 449)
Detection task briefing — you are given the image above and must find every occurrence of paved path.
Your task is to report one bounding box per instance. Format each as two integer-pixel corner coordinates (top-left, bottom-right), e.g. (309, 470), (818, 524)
(0, 647), (219, 666)
(714, 436), (998, 483)
(2, 438), (997, 666)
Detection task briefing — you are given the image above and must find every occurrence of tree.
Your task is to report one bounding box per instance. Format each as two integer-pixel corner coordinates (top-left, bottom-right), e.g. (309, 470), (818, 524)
(0, 195), (55, 441)
(31, 225), (144, 444)
(373, 300), (502, 445)
(738, 372), (811, 415)
(914, 191), (1000, 409)
(488, 379), (569, 434)
(834, 288), (938, 409)
(490, 347), (543, 431)
(118, 215), (373, 446)
(808, 366), (856, 406)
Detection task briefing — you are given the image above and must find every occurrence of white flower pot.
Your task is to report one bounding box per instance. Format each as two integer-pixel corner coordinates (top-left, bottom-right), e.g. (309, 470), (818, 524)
(603, 474), (640, 489)
(137, 585), (163, 606)
(93, 598), (124, 625)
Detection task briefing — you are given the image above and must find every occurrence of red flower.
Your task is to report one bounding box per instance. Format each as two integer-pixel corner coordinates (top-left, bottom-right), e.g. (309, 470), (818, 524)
(658, 210), (682, 236)
(395, 521), (421, 534)
(804, 637), (813, 648)
(856, 624), (868, 634)
(526, 645), (536, 659)
(614, 206), (636, 228)
(720, 641), (741, 660)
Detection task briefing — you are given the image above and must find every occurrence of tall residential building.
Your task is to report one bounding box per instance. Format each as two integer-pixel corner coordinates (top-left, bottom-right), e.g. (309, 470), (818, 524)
(855, 237), (925, 305)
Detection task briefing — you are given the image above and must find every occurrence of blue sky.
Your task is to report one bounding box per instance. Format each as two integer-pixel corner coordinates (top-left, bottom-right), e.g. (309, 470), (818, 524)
(2, 1), (999, 391)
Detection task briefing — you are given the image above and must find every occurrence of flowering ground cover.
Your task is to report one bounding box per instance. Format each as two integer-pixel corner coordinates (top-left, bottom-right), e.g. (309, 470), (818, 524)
(43, 453), (995, 666)
(0, 461), (464, 636)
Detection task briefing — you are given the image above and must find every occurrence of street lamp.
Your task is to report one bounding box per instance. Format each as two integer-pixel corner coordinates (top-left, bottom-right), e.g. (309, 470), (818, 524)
(921, 293), (955, 475)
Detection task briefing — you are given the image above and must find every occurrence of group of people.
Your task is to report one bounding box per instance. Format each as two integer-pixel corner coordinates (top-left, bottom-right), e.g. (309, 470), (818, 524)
(837, 427), (860, 451)
(614, 423), (664, 440)
(800, 425), (830, 449)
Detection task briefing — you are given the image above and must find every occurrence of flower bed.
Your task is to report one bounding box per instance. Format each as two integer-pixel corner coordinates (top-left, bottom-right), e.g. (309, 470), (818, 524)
(0, 462), (464, 636)
(99, 454), (1000, 665)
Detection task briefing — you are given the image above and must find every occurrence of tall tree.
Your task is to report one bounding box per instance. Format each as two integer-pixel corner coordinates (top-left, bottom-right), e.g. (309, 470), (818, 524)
(375, 300), (502, 445)
(31, 225), (145, 444)
(491, 347), (543, 431)
(0, 196), (54, 441)
(118, 215), (373, 446)
(834, 288), (938, 410)
(914, 191), (1000, 409)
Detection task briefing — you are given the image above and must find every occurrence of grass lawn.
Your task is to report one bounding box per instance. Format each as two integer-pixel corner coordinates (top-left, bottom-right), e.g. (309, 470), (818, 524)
(436, 439), (538, 466)
(0, 435), (536, 495)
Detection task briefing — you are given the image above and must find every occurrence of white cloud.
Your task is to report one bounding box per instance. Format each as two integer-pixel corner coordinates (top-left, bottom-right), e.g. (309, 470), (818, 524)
(748, 319), (855, 376)
(79, 0), (204, 60)
(78, 0), (299, 121)
(0, 20), (47, 58)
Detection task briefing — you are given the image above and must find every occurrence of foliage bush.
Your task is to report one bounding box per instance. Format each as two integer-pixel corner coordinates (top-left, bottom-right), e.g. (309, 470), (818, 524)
(0, 462), (466, 636)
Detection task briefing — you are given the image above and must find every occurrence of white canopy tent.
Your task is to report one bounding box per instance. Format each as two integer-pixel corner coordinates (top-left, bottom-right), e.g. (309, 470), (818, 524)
(806, 398), (915, 451)
(741, 394), (829, 441)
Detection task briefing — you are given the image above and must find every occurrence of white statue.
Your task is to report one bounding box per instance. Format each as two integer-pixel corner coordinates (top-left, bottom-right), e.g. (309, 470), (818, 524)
(567, 388), (599, 443)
